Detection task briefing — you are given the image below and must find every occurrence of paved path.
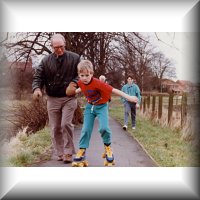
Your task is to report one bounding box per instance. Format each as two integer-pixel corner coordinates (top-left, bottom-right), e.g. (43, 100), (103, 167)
(32, 117), (157, 167)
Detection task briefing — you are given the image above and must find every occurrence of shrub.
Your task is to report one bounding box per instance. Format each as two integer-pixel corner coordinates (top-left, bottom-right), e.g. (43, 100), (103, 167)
(7, 99), (48, 135)
(7, 97), (83, 135)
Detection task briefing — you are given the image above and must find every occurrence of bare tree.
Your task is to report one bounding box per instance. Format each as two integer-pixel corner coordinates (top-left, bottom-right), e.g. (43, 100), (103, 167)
(2, 32), (52, 70)
(150, 51), (176, 92)
(2, 32), (177, 93)
(113, 32), (156, 91)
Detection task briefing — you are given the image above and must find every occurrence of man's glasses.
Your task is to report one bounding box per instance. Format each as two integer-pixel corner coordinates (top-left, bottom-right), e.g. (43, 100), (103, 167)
(52, 45), (65, 50)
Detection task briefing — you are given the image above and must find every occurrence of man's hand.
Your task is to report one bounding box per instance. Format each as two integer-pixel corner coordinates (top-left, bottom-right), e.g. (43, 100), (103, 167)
(33, 88), (42, 101)
(136, 103), (140, 109)
(75, 87), (82, 94)
(66, 82), (77, 96)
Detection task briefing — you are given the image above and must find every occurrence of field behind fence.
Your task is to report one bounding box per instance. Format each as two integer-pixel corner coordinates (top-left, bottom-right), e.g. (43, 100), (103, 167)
(139, 92), (199, 141)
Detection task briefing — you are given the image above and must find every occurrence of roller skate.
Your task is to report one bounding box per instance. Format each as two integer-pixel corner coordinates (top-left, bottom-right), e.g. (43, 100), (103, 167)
(72, 148), (89, 167)
(102, 145), (115, 166)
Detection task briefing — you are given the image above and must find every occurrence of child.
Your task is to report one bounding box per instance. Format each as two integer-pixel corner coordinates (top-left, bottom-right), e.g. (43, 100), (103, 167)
(121, 76), (141, 130)
(71, 60), (138, 167)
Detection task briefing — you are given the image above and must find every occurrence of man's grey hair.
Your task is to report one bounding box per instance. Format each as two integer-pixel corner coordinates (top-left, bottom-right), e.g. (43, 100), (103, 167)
(50, 33), (66, 45)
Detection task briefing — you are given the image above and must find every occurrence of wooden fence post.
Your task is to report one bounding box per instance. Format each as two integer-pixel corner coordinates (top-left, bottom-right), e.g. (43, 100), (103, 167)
(158, 95), (163, 119)
(181, 92), (187, 127)
(140, 96), (143, 111)
(175, 95), (178, 105)
(147, 95), (150, 109)
(168, 93), (174, 124)
(143, 96), (146, 113)
(151, 95), (156, 119)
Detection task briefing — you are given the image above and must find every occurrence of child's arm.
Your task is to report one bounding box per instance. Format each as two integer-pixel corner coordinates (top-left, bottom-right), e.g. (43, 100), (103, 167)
(75, 87), (82, 94)
(112, 88), (138, 103)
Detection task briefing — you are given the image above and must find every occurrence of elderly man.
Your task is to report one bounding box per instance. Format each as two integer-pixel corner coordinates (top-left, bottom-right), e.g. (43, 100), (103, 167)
(32, 33), (80, 163)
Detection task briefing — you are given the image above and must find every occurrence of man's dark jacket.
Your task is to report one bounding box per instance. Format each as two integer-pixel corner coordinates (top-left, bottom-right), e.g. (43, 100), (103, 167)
(32, 50), (80, 97)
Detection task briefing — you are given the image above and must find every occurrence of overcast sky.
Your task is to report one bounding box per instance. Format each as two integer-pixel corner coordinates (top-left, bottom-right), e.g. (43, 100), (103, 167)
(146, 32), (199, 83)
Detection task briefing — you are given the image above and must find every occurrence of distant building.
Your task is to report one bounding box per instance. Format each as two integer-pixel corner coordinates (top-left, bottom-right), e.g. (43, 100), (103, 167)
(161, 79), (181, 94)
(161, 78), (199, 94)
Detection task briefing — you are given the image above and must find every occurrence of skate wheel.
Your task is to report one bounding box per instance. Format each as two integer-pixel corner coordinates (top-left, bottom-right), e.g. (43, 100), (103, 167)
(72, 161), (89, 167)
(104, 160), (115, 167)
(104, 160), (109, 166)
(79, 162), (84, 167)
(102, 153), (106, 158)
(72, 162), (78, 167)
(84, 161), (89, 167)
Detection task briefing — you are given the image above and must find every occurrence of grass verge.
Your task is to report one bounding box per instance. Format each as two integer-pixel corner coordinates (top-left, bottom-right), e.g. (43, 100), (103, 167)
(109, 102), (199, 167)
(0, 127), (52, 167)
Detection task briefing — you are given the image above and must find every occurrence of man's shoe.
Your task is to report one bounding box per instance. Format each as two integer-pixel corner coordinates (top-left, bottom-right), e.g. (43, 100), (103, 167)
(57, 155), (63, 161)
(63, 154), (72, 163)
(123, 125), (127, 131)
(132, 126), (136, 130)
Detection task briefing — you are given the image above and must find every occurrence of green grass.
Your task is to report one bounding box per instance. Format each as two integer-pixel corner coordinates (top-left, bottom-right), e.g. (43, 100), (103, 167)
(109, 98), (199, 167)
(0, 127), (52, 167)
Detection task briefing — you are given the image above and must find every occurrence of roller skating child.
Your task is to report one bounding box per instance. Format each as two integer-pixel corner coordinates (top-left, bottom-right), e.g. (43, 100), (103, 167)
(71, 60), (138, 167)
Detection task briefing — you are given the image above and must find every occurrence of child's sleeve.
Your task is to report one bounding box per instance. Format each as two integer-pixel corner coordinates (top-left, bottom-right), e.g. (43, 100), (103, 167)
(135, 85), (141, 104)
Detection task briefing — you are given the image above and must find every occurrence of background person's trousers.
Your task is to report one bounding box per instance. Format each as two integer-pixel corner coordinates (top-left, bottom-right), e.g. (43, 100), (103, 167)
(123, 101), (136, 127)
(79, 103), (112, 149)
(47, 96), (77, 156)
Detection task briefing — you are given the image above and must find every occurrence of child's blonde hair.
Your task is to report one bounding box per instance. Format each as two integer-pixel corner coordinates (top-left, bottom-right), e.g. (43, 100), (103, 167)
(77, 60), (94, 74)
